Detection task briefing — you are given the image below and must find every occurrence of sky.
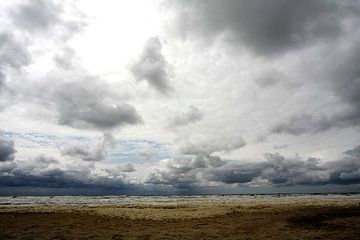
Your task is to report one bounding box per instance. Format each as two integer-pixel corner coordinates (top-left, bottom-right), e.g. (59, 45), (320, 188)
(0, 0), (359, 195)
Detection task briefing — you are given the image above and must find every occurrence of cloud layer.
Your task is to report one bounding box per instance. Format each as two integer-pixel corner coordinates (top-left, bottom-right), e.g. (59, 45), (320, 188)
(0, 0), (359, 195)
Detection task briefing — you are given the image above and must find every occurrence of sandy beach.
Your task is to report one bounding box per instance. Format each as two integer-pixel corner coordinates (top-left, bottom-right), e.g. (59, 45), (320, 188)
(0, 198), (359, 239)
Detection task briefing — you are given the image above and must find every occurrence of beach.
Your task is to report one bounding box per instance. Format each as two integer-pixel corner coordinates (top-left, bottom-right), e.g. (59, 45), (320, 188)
(0, 196), (359, 239)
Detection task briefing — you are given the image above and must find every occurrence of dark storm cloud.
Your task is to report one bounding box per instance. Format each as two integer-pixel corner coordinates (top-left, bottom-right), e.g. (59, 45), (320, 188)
(0, 135), (16, 162)
(147, 146), (360, 188)
(327, 146), (360, 184)
(49, 76), (142, 130)
(0, 155), (131, 190)
(168, 0), (359, 56)
(131, 37), (172, 94)
(206, 147), (360, 186)
(0, 169), (128, 190)
(168, 106), (203, 128)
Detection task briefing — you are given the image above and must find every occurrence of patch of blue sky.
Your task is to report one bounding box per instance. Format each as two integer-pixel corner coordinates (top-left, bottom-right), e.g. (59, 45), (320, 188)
(2, 131), (92, 148)
(2, 130), (172, 163)
(106, 140), (172, 164)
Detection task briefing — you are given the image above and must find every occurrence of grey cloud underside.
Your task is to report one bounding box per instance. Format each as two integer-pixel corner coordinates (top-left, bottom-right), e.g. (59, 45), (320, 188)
(170, 0), (359, 57)
(11, 0), (61, 32)
(270, 44), (360, 136)
(168, 106), (202, 128)
(0, 135), (16, 162)
(147, 146), (360, 189)
(62, 145), (106, 162)
(131, 37), (172, 94)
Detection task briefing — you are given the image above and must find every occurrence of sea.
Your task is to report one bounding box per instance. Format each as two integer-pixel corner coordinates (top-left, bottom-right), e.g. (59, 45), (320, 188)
(0, 193), (359, 206)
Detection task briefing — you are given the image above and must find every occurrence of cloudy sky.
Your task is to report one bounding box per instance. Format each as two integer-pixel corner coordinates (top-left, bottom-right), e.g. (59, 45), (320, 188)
(0, 0), (359, 195)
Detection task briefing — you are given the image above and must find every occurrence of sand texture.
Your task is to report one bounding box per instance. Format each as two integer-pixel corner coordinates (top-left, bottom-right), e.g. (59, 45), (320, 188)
(0, 198), (359, 239)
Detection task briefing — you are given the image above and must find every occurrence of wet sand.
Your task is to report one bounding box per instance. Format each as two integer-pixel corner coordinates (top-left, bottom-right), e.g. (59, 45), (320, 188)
(1, 198), (359, 239)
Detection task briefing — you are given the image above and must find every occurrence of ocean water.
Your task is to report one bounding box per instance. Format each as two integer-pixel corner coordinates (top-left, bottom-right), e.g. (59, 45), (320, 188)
(0, 193), (359, 206)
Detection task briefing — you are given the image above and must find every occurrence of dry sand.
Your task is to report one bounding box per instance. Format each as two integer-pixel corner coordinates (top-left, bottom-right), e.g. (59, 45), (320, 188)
(0, 198), (359, 239)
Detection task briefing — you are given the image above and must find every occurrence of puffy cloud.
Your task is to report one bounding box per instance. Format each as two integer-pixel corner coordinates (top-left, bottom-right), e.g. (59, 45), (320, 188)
(131, 37), (172, 94)
(10, 0), (62, 32)
(10, 0), (85, 37)
(0, 135), (16, 162)
(61, 134), (115, 162)
(51, 76), (142, 129)
(167, 0), (359, 57)
(145, 136), (244, 189)
(168, 105), (203, 128)
(146, 154), (223, 189)
(61, 144), (105, 162)
(146, 145), (360, 189)
(206, 147), (360, 186)
(0, 0), (85, 113)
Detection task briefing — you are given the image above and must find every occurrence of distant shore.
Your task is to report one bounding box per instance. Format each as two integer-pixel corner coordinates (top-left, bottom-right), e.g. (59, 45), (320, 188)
(1, 198), (359, 239)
